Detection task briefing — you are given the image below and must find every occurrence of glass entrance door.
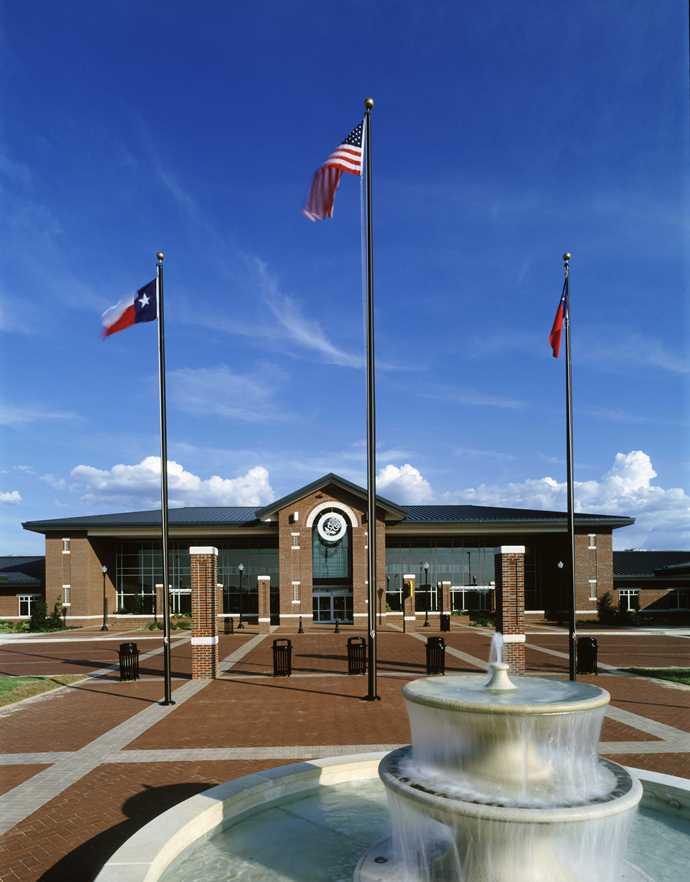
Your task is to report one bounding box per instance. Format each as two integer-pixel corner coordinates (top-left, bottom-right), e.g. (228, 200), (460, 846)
(313, 591), (353, 623)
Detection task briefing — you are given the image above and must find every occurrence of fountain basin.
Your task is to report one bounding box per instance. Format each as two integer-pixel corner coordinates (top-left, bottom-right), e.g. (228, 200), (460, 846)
(94, 754), (690, 882)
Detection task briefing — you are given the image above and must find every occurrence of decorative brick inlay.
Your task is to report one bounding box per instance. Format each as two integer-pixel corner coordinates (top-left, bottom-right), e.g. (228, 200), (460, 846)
(190, 547), (219, 679)
(494, 546), (526, 674)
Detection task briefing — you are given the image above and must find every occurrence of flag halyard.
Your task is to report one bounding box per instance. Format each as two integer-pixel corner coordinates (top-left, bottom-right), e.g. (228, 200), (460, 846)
(303, 120), (365, 221)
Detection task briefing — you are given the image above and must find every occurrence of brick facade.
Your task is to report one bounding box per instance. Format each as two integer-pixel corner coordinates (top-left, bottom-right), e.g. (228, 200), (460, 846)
(494, 546), (526, 674)
(190, 547), (219, 679)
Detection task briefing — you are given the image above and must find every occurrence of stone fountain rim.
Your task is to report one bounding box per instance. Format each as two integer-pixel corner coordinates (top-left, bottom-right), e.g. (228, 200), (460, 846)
(380, 747), (642, 822)
(92, 753), (690, 882)
(403, 674), (610, 715)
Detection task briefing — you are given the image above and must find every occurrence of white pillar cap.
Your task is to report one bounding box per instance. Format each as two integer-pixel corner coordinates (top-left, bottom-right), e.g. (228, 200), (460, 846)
(190, 546), (219, 556)
(499, 546), (525, 554)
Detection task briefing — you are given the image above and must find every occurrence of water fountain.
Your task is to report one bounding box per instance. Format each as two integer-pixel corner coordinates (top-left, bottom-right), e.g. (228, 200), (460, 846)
(356, 633), (646, 882)
(97, 634), (690, 882)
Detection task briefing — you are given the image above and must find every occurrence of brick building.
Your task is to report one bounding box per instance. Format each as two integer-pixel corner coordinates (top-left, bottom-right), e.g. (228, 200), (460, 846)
(613, 551), (690, 615)
(18, 473), (645, 628)
(0, 556), (45, 620)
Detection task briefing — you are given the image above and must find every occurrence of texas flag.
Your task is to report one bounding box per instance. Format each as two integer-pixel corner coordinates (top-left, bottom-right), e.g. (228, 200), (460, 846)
(102, 280), (157, 338)
(549, 278), (568, 358)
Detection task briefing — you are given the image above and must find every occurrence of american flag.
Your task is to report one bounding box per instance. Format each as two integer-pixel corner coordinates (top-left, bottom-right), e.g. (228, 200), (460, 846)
(303, 120), (364, 221)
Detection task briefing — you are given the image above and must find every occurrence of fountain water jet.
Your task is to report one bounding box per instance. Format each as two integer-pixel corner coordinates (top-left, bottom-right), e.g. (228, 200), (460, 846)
(355, 632), (646, 882)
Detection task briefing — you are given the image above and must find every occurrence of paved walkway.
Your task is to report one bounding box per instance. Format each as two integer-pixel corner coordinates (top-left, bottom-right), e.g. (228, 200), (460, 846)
(0, 634), (265, 836)
(0, 628), (689, 882)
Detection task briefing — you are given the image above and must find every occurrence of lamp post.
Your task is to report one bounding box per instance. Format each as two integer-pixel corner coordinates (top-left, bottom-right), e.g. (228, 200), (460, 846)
(237, 563), (245, 629)
(423, 562), (430, 627)
(100, 565), (109, 632)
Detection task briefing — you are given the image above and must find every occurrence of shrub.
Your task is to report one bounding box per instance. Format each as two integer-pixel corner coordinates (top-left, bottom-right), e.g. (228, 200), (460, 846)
(46, 601), (65, 629)
(29, 601), (48, 631)
(597, 592), (617, 625)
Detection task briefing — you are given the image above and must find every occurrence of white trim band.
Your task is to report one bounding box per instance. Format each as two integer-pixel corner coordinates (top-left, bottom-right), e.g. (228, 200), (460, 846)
(501, 634), (526, 643)
(189, 547), (218, 556)
(191, 635), (219, 646)
(257, 576), (270, 582)
(499, 545), (525, 554)
(258, 617), (271, 623)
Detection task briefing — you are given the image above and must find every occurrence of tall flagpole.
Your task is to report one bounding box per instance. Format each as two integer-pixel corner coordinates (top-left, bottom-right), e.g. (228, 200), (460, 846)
(363, 97), (379, 701)
(563, 251), (577, 681)
(156, 251), (174, 706)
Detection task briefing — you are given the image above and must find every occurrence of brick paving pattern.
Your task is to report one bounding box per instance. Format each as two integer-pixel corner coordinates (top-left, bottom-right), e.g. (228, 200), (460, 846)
(0, 629), (688, 881)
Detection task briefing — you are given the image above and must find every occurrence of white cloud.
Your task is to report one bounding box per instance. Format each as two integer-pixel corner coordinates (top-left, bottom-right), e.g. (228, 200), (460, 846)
(376, 464), (433, 504)
(71, 457), (274, 507)
(456, 450), (690, 549)
(0, 490), (21, 504)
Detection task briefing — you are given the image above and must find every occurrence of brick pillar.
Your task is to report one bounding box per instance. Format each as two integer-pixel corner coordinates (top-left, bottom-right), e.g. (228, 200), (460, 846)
(190, 547), (219, 679)
(257, 576), (271, 633)
(403, 574), (416, 632)
(494, 545), (526, 674)
(440, 581), (451, 620)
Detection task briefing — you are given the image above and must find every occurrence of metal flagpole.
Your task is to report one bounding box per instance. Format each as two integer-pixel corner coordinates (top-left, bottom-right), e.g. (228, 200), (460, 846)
(563, 251), (577, 681)
(363, 97), (379, 701)
(156, 251), (174, 705)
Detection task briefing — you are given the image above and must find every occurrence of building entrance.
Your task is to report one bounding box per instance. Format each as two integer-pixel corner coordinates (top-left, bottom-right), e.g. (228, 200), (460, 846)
(313, 590), (353, 623)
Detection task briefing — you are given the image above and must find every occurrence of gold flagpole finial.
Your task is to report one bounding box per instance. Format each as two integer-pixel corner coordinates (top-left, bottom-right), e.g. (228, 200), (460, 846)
(156, 251), (165, 264)
(563, 251), (572, 264)
(364, 97), (374, 110)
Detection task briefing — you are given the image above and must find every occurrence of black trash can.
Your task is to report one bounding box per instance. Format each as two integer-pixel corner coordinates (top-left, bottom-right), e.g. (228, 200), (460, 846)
(440, 614), (451, 632)
(272, 638), (292, 677)
(576, 636), (598, 675)
(118, 642), (140, 682)
(347, 636), (367, 675)
(426, 636), (446, 675)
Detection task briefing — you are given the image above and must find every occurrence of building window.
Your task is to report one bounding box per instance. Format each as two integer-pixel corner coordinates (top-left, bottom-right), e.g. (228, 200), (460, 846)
(62, 585), (71, 606)
(292, 581), (300, 604)
(62, 538), (71, 554)
(588, 534), (596, 550)
(18, 594), (41, 616)
(291, 532), (300, 550)
(588, 579), (597, 600)
(619, 589), (640, 612)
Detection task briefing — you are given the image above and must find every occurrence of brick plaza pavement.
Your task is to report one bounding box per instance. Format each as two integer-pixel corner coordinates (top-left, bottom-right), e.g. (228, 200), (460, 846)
(0, 626), (689, 881)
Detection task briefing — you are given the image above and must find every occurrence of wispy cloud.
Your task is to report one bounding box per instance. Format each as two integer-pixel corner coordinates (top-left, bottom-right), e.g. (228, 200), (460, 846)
(0, 403), (79, 427)
(253, 259), (363, 368)
(455, 447), (516, 462)
(422, 387), (525, 410)
(0, 490), (22, 504)
(169, 364), (289, 423)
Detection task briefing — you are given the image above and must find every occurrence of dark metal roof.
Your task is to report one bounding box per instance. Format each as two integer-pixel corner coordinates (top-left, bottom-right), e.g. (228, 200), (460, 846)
(255, 473), (407, 520)
(0, 556), (44, 588)
(23, 507), (258, 532)
(613, 550), (690, 578)
(24, 499), (633, 534)
(399, 504), (633, 527)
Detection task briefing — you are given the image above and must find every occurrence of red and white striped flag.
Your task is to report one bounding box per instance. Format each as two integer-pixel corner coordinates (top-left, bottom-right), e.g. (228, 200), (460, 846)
(303, 120), (364, 221)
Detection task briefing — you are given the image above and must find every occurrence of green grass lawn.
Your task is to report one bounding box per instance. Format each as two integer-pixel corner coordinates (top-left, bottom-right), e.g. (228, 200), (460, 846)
(627, 668), (690, 686)
(0, 675), (85, 707)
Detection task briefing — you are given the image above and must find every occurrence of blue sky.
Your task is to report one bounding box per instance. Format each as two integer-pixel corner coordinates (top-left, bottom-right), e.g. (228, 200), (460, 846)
(1, 1), (689, 553)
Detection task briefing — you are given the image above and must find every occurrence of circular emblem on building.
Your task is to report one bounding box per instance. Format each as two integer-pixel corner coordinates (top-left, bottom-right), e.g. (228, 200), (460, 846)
(317, 511), (347, 543)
